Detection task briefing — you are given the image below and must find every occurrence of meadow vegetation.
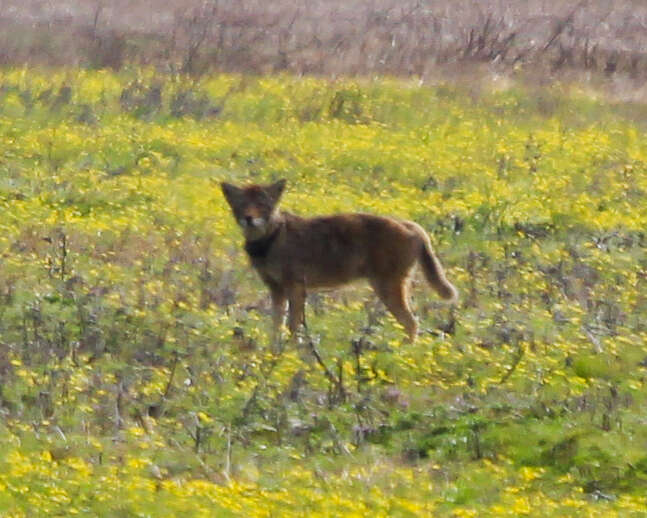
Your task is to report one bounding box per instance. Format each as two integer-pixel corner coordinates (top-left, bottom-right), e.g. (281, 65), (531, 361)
(0, 68), (646, 516)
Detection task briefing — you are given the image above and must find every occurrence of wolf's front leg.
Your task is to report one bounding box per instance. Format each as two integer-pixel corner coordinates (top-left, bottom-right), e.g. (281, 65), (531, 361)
(287, 282), (306, 340)
(270, 286), (287, 345)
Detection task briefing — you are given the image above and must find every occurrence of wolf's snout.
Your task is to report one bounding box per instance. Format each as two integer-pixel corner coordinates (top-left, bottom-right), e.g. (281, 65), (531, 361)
(240, 215), (263, 228)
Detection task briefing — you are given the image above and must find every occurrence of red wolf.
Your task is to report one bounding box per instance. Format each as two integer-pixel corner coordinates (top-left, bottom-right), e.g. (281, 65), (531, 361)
(221, 179), (457, 342)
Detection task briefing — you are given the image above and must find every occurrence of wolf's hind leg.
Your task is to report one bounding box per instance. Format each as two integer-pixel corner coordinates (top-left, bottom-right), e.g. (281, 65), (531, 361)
(371, 277), (418, 342)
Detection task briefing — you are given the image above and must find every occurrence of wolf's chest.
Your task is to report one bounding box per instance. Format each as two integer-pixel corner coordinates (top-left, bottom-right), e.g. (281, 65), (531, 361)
(244, 228), (280, 259)
(245, 238), (287, 284)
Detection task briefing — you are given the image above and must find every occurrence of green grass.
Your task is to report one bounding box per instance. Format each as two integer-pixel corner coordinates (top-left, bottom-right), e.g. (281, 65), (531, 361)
(0, 68), (645, 516)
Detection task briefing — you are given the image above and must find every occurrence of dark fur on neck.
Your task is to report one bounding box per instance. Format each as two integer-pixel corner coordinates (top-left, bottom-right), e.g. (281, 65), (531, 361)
(244, 226), (281, 259)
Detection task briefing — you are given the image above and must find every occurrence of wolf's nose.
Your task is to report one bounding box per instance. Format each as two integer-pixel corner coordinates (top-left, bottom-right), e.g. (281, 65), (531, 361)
(245, 216), (254, 226)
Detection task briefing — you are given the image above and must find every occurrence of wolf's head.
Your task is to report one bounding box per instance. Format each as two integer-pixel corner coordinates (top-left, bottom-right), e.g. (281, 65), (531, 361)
(221, 179), (286, 240)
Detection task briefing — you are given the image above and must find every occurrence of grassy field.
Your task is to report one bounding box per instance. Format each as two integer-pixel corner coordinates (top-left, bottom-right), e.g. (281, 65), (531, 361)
(0, 68), (646, 516)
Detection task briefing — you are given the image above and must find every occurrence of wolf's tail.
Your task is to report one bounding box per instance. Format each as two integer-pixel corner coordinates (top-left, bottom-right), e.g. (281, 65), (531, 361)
(416, 229), (458, 302)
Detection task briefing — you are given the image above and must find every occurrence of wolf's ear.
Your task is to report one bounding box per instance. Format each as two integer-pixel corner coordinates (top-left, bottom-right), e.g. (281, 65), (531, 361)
(266, 179), (287, 206)
(221, 182), (244, 209)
